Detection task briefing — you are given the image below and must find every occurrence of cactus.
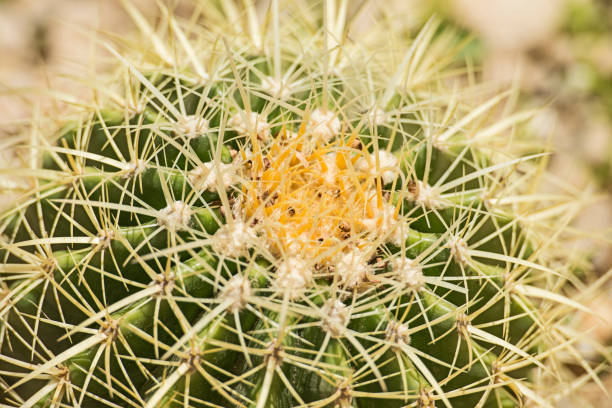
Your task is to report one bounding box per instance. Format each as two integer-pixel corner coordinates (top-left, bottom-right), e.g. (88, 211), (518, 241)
(0, 1), (605, 407)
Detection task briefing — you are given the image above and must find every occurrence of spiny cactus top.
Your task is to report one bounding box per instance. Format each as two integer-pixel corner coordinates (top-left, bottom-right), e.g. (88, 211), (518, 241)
(0, 1), (602, 407)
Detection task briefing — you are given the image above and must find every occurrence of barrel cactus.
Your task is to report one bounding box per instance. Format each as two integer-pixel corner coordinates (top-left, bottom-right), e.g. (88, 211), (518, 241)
(0, 1), (603, 407)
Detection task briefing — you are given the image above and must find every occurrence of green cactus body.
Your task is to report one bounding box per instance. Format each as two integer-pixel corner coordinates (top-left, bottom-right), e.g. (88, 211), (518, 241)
(0, 1), (600, 407)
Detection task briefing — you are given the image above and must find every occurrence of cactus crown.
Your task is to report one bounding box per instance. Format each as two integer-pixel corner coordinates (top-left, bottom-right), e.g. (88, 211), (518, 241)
(0, 1), (604, 408)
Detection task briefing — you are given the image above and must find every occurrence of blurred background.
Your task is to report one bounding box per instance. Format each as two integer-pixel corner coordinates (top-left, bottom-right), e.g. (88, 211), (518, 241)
(0, 0), (610, 404)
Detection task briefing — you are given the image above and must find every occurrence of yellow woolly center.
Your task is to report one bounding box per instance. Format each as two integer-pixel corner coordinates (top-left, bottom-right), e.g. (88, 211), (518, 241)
(241, 114), (399, 258)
